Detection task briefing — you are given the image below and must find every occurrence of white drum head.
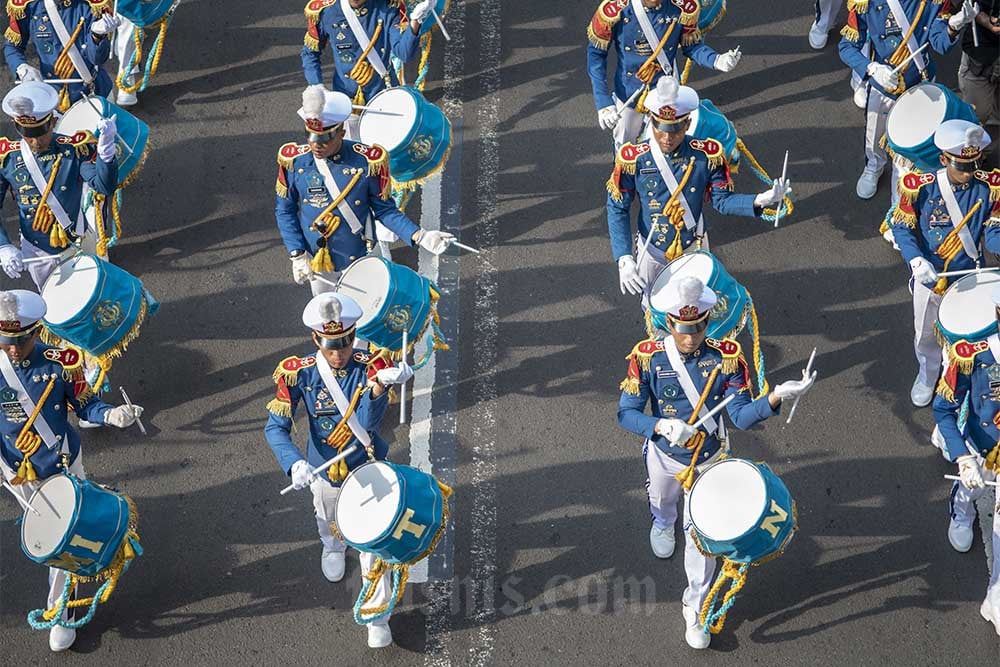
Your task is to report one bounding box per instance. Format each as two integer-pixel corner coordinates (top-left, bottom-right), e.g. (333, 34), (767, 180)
(337, 462), (401, 543)
(886, 84), (947, 148)
(358, 89), (418, 153)
(41, 255), (100, 325)
(649, 253), (715, 312)
(689, 459), (766, 541)
(338, 257), (390, 328)
(54, 99), (101, 136)
(938, 271), (1000, 336)
(21, 475), (77, 557)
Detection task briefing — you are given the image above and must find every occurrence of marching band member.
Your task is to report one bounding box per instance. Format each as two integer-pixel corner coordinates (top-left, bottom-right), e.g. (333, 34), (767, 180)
(838, 0), (974, 200)
(0, 289), (142, 652)
(889, 119), (1000, 406)
(274, 86), (453, 295)
(617, 275), (815, 649)
(606, 79), (790, 298)
(3, 0), (122, 110)
(0, 82), (117, 288)
(586, 0), (740, 148)
(932, 287), (1000, 634)
(263, 292), (413, 648)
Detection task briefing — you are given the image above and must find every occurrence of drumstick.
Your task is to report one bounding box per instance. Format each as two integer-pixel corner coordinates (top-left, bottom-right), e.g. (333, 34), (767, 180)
(119, 387), (146, 435)
(691, 393), (736, 431)
(785, 347), (817, 425)
(312, 273), (368, 293)
(610, 86), (645, 130)
(935, 266), (1000, 278)
(944, 474), (998, 487)
(773, 150), (789, 229)
(889, 42), (929, 76)
(399, 328), (409, 425)
(350, 105), (405, 117)
(280, 445), (358, 495)
(1, 479), (41, 516)
(450, 240), (481, 254)
(429, 5), (451, 41)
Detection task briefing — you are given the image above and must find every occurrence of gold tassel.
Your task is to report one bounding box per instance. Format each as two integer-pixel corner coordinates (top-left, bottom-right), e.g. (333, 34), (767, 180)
(840, 24), (860, 42)
(847, 0), (869, 12)
(665, 231), (684, 261)
(303, 30), (321, 51)
(13, 456), (38, 485)
(5, 25), (21, 46)
(619, 376), (640, 395)
(310, 246), (334, 274)
(57, 85), (71, 113)
(935, 375), (956, 403)
(681, 27), (702, 46)
(266, 397), (292, 418)
(49, 221), (70, 248)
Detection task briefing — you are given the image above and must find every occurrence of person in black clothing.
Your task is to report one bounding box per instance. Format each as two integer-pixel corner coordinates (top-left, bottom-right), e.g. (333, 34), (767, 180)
(958, 0), (1000, 167)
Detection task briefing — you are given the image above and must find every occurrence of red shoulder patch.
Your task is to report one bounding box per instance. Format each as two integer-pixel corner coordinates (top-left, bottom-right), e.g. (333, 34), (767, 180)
(707, 338), (739, 356)
(56, 131), (95, 147)
(305, 0), (336, 11)
(672, 0), (698, 13)
(975, 169), (1000, 188)
(353, 142), (386, 162)
(618, 142), (651, 163)
(279, 143), (309, 161)
(281, 356), (317, 373)
(901, 171), (935, 191)
(637, 340), (663, 355)
(0, 137), (20, 158)
(43, 347), (82, 370)
(954, 339), (990, 361)
(689, 138), (722, 158)
(599, 0), (627, 19)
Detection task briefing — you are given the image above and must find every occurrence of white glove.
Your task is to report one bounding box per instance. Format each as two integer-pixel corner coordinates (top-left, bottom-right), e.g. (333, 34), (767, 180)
(15, 63), (42, 82)
(291, 253), (314, 284)
(772, 368), (817, 401)
(957, 454), (985, 490)
(867, 62), (901, 91)
(290, 459), (316, 490)
(909, 257), (938, 286)
(949, 0), (979, 30)
(714, 49), (741, 73)
(0, 244), (24, 279)
(754, 177), (791, 208)
(617, 255), (645, 295)
(104, 404), (143, 428)
(416, 229), (456, 255)
(91, 13), (123, 36)
(376, 363), (414, 386)
(409, 0), (433, 24)
(655, 418), (697, 446)
(96, 114), (117, 163)
(598, 105), (620, 131)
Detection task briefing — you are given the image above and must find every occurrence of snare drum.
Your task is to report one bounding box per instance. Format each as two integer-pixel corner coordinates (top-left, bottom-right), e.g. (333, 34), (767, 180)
(337, 256), (439, 354)
(336, 461), (447, 564)
(698, 0), (727, 34)
(115, 0), (178, 27)
(41, 253), (158, 361)
(886, 83), (977, 172)
(688, 99), (739, 168)
(648, 251), (751, 340)
(688, 458), (795, 564)
(358, 87), (452, 185)
(935, 271), (1000, 345)
(55, 98), (150, 188)
(21, 475), (134, 577)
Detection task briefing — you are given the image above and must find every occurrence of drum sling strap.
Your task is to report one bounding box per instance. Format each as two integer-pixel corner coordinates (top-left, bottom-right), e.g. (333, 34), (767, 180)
(43, 0), (95, 111)
(315, 354), (374, 481)
(0, 354), (61, 483)
(20, 144), (85, 247)
(631, 0), (675, 80)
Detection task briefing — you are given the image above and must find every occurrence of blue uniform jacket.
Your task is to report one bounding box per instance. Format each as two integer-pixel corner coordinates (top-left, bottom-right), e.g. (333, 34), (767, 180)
(618, 338), (777, 465)
(891, 169), (1000, 285)
(301, 0), (420, 101)
(606, 137), (758, 261)
(264, 349), (392, 486)
(0, 344), (112, 479)
(934, 338), (1000, 460)
(586, 0), (719, 111)
(0, 133), (116, 253)
(4, 0), (114, 101)
(838, 0), (958, 98)
(274, 139), (419, 271)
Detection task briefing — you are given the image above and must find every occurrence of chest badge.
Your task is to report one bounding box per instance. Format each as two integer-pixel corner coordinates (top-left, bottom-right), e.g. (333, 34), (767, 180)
(662, 384), (679, 399)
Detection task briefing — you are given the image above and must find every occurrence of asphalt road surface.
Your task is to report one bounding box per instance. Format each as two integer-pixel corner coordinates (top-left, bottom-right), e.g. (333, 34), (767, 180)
(2, 0), (998, 664)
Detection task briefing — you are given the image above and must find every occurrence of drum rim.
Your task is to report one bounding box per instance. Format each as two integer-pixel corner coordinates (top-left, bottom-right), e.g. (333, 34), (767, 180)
(385, 96), (450, 182)
(335, 460), (405, 546)
(41, 253), (102, 326)
(338, 256), (393, 328)
(649, 251), (720, 310)
(358, 87), (421, 153)
(937, 272), (1000, 339)
(885, 83), (950, 150)
(688, 458), (770, 542)
(20, 474), (80, 560)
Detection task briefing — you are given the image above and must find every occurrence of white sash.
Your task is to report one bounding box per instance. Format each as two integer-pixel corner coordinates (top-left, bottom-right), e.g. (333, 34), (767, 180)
(885, 0), (929, 72)
(649, 141), (701, 232)
(937, 168), (979, 262)
(663, 337), (719, 435)
(988, 334), (1000, 364)
(340, 0), (388, 78)
(19, 143), (78, 235)
(315, 353), (373, 450)
(313, 156), (364, 234)
(43, 0), (95, 84)
(630, 0), (673, 76)
(0, 353), (60, 449)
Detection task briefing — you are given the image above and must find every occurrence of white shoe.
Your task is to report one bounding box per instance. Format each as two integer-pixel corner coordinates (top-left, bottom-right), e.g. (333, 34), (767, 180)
(116, 89), (138, 107)
(855, 167), (883, 199)
(367, 623), (393, 648)
(321, 549), (345, 582)
(947, 519), (973, 553)
(77, 419), (103, 429)
(982, 589), (1000, 636)
(910, 376), (934, 407)
(808, 22), (828, 49)
(649, 525), (676, 559)
(49, 625), (76, 652)
(682, 605), (711, 649)
(853, 84), (868, 109)
(930, 426), (951, 461)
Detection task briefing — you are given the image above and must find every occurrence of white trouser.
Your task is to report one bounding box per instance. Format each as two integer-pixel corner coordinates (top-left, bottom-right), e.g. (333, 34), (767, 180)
(911, 280), (944, 387)
(309, 268), (340, 296)
(949, 468), (1000, 592)
(863, 85), (897, 175)
(813, 0), (845, 31)
(310, 477), (392, 626)
(1, 452), (86, 622)
(612, 94), (647, 150)
(113, 19), (141, 86)
(644, 442), (719, 611)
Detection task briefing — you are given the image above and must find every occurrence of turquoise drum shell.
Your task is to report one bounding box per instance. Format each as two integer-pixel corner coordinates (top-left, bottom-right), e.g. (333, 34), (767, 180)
(100, 98), (149, 187)
(344, 257), (435, 352)
(649, 250), (750, 340)
(886, 83), (977, 173)
(341, 462), (445, 564)
(21, 476), (131, 577)
(41, 254), (155, 358)
(365, 87), (451, 184)
(417, 0), (450, 36)
(698, 0), (727, 34)
(116, 0), (177, 27)
(692, 461), (795, 565)
(689, 99), (739, 166)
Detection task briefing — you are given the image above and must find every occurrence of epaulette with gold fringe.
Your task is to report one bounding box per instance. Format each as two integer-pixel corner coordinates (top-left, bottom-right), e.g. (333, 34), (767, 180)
(271, 355), (317, 386)
(846, 0), (868, 13)
(0, 137), (19, 163)
(56, 130), (97, 157)
(353, 142), (392, 200)
(619, 339), (663, 395)
(937, 339), (990, 402)
(277, 142), (309, 171)
(975, 169), (1000, 203)
(840, 9), (861, 42)
(681, 25), (702, 46)
(303, 0), (336, 50)
(44, 346), (83, 372)
(607, 141), (650, 203)
(706, 337), (742, 374)
(359, 347), (394, 380)
(6, 0), (35, 21)
(689, 138), (726, 171)
(587, 0), (626, 51)
(276, 165), (289, 198)
(671, 0), (700, 27)
(86, 0), (112, 16)
(897, 170), (935, 207)
(266, 377), (294, 418)
(4, 12), (23, 45)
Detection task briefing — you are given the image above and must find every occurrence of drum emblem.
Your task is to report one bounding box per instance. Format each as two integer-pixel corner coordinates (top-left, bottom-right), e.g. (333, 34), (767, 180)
(384, 305), (412, 333)
(710, 292), (728, 320)
(408, 135), (435, 162)
(93, 300), (125, 331)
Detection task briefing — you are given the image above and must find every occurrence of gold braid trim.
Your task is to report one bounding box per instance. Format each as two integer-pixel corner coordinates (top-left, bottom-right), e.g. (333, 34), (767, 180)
(681, 27), (702, 46)
(619, 376), (641, 395)
(976, 169), (1000, 203)
(586, 0), (623, 51)
(983, 442), (1000, 473)
(706, 338), (741, 374)
(6, 0), (33, 21)
(266, 397), (292, 418)
(888, 0), (928, 66)
(840, 23), (860, 42)
(847, 0), (868, 12)
(636, 19), (677, 84)
(5, 24), (22, 45)
(935, 374), (957, 402)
